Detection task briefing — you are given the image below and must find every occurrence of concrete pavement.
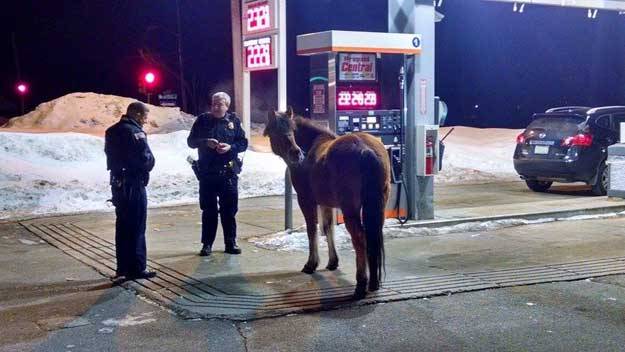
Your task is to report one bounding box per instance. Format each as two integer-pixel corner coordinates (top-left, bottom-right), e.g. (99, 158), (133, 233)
(3, 181), (625, 350)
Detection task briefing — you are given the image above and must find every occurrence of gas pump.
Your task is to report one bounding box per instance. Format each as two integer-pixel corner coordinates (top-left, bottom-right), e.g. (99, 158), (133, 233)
(297, 30), (433, 222)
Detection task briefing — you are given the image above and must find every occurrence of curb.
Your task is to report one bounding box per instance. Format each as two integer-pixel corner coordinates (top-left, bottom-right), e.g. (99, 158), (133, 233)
(388, 203), (625, 230)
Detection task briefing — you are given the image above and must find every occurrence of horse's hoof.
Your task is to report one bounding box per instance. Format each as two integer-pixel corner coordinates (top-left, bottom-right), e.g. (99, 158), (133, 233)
(368, 281), (380, 292)
(301, 265), (316, 274)
(352, 288), (367, 300)
(326, 261), (338, 271)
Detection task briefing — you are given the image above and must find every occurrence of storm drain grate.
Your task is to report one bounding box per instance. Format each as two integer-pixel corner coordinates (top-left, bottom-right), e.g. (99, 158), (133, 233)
(23, 221), (625, 320)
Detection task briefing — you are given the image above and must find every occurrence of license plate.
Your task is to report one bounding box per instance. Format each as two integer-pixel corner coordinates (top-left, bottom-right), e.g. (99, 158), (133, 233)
(534, 145), (549, 154)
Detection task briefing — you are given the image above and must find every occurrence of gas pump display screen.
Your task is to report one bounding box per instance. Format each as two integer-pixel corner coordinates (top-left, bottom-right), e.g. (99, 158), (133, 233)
(337, 86), (380, 110)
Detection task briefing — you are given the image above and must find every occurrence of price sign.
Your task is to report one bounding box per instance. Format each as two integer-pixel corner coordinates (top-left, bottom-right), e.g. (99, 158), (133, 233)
(337, 86), (380, 110)
(243, 36), (277, 71)
(242, 0), (277, 36)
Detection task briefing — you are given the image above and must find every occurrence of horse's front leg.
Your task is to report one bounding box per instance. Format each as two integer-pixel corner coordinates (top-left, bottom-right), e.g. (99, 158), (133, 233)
(344, 213), (367, 299)
(299, 200), (319, 274)
(320, 206), (339, 270)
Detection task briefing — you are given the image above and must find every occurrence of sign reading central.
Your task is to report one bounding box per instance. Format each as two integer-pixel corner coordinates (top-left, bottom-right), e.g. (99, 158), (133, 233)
(338, 53), (377, 81)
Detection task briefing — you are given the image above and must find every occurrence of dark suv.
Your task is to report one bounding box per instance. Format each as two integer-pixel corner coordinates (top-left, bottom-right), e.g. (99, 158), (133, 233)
(513, 106), (625, 195)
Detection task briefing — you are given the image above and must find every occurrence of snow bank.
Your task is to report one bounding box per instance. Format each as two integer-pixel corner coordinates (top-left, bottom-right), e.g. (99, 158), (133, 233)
(0, 131), (287, 219)
(437, 126), (520, 184)
(0, 125), (521, 219)
(3, 92), (195, 135)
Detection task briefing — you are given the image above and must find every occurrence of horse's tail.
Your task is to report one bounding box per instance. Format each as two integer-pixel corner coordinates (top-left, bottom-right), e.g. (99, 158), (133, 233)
(360, 148), (387, 284)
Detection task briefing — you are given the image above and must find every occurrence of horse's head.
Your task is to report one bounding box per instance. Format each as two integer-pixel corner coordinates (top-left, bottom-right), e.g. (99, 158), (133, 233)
(264, 106), (305, 166)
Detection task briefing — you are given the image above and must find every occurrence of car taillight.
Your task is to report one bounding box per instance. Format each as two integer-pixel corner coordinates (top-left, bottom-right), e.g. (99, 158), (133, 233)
(562, 133), (593, 147)
(516, 132), (526, 144)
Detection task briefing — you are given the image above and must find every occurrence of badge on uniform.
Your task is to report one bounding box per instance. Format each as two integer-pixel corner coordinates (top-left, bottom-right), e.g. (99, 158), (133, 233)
(134, 132), (146, 140)
(227, 122), (234, 130)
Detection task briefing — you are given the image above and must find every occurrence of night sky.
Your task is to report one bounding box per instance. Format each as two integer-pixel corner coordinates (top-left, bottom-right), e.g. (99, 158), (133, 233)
(1, 0), (624, 128)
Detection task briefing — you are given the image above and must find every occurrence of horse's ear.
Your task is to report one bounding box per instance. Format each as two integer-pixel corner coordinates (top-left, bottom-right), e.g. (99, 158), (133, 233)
(286, 106), (294, 119)
(267, 110), (277, 123)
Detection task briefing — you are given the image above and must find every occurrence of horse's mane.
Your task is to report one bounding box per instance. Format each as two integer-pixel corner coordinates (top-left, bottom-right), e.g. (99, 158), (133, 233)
(293, 116), (336, 153)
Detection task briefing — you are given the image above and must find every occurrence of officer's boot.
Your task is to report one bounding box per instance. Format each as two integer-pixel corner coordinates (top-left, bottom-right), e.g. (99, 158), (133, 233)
(199, 244), (212, 256)
(225, 244), (241, 255)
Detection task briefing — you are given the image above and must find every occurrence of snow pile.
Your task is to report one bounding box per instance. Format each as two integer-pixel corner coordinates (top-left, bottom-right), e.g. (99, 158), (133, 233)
(249, 124), (521, 184)
(0, 124), (522, 219)
(437, 127), (520, 184)
(3, 92), (195, 134)
(250, 211), (624, 252)
(0, 131), (287, 219)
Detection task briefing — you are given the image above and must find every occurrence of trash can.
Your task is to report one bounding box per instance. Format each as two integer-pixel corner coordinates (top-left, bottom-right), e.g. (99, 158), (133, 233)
(607, 144), (625, 198)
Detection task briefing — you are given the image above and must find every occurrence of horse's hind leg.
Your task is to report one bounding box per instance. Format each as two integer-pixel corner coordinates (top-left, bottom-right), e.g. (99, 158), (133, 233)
(320, 206), (338, 270)
(300, 201), (319, 274)
(344, 213), (367, 299)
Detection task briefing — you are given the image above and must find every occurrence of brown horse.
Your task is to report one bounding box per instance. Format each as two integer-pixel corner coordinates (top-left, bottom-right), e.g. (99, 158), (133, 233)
(264, 107), (390, 299)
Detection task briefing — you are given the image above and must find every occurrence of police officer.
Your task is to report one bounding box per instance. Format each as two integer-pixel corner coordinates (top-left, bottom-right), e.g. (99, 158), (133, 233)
(105, 102), (157, 279)
(187, 92), (248, 256)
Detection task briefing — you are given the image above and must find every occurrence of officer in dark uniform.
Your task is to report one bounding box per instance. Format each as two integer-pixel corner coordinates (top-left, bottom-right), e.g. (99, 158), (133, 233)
(187, 92), (248, 256)
(105, 102), (157, 279)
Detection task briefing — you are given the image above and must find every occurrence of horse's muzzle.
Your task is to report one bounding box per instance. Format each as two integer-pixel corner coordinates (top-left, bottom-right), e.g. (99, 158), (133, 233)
(288, 149), (305, 166)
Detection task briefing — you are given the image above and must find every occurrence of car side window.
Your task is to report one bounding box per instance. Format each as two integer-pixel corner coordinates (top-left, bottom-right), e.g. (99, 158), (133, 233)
(612, 113), (625, 132)
(595, 115), (611, 130)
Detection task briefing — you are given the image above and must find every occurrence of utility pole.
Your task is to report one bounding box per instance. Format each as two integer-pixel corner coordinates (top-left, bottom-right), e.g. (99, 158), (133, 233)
(175, 0), (188, 112)
(12, 32), (26, 115)
(11, 32), (21, 81)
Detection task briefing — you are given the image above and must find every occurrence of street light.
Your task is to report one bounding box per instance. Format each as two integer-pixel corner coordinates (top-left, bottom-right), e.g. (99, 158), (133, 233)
(15, 82), (28, 115)
(143, 71), (157, 104)
(145, 72), (155, 85)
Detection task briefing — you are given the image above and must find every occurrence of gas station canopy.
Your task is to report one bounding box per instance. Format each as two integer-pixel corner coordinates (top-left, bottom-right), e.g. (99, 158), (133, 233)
(483, 0), (625, 11)
(296, 31), (422, 56)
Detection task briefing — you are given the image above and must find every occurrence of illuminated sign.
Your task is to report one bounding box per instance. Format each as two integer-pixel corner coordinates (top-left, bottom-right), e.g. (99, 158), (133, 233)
(312, 84), (326, 114)
(242, 0), (277, 36)
(337, 86), (380, 110)
(338, 53), (376, 81)
(243, 35), (277, 71)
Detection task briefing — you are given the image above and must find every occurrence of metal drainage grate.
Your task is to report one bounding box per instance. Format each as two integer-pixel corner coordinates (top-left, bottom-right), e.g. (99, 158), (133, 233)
(23, 221), (625, 320)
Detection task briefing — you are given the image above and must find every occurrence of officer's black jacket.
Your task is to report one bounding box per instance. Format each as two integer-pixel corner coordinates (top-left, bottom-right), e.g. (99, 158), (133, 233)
(187, 112), (248, 173)
(104, 116), (155, 180)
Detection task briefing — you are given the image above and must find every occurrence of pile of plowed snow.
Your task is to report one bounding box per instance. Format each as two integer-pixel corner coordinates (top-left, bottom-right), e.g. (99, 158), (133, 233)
(3, 92), (195, 135)
(0, 126), (520, 220)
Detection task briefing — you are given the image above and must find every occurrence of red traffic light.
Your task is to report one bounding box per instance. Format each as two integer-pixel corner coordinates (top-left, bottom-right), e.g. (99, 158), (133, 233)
(144, 72), (156, 85)
(16, 83), (28, 95)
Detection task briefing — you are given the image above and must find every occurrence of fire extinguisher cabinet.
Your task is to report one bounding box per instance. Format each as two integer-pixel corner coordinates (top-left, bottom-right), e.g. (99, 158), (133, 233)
(416, 125), (439, 176)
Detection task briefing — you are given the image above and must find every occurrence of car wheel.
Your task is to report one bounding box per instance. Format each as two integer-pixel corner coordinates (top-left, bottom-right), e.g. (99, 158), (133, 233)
(590, 162), (608, 196)
(525, 180), (552, 192)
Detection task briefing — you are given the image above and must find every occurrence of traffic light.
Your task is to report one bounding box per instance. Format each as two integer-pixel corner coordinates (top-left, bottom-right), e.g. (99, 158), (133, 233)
(16, 83), (28, 95)
(140, 70), (158, 104)
(144, 72), (156, 85)
(15, 82), (28, 114)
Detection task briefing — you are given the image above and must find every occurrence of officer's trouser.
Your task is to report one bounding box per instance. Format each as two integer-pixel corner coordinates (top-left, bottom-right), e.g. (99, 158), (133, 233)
(199, 174), (239, 248)
(112, 179), (147, 275)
